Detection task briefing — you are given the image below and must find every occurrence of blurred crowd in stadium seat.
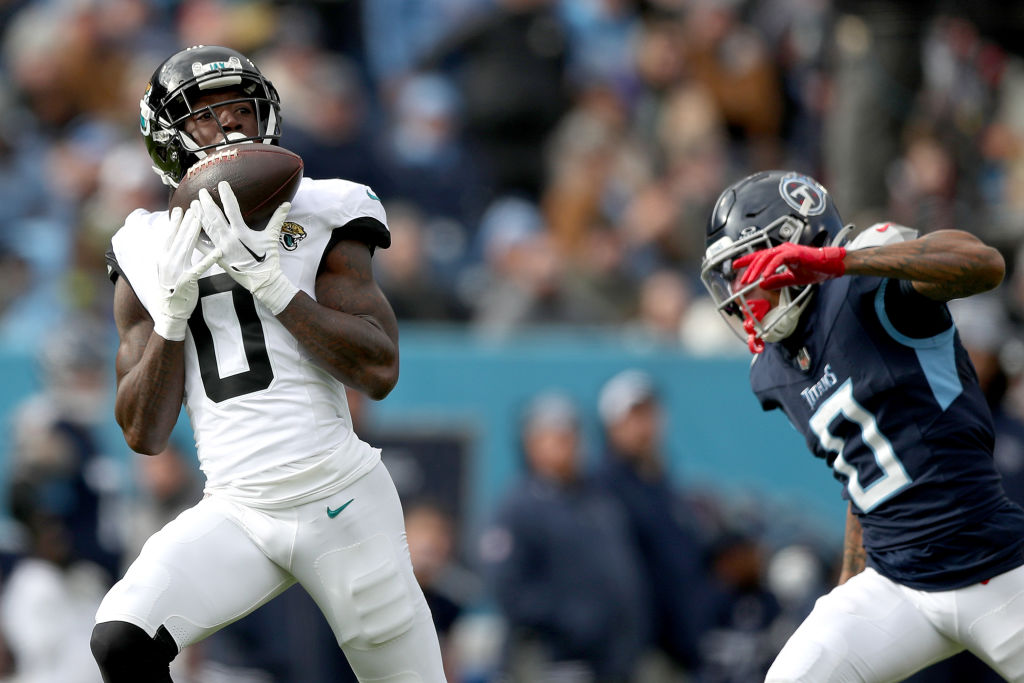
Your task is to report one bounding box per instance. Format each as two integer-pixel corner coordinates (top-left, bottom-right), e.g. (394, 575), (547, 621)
(2, 0), (1024, 680)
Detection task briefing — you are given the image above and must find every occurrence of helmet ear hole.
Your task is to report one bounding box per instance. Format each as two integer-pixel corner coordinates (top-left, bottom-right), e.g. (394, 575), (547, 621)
(809, 230), (829, 248)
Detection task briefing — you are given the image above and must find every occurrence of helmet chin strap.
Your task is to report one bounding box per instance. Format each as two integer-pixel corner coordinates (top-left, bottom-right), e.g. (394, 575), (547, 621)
(741, 299), (771, 354)
(760, 287), (804, 342)
(742, 286), (815, 353)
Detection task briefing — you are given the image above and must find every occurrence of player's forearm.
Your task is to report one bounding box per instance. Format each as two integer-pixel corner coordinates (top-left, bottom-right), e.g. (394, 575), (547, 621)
(275, 292), (399, 399)
(843, 230), (1004, 301)
(838, 503), (866, 585)
(114, 334), (186, 454)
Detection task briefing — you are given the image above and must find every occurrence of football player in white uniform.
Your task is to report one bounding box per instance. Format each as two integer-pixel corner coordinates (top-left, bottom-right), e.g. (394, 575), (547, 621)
(91, 45), (446, 682)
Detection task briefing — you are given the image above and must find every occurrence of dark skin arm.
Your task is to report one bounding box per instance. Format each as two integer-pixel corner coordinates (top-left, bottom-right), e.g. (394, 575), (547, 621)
(275, 239), (399, 400)
(838, 503), (866, 585)
(112, 278), (187, 455)
(843, 229), (1005, 302)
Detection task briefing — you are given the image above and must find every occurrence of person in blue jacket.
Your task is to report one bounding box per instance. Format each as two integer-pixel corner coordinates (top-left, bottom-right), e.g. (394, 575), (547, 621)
(592, 368), (710, 675)
(479, 391), (647, 682)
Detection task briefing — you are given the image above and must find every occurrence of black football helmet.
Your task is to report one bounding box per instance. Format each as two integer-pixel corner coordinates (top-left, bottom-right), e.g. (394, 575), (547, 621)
(140, 45), (282, 187)
(700, 170), (850, 350)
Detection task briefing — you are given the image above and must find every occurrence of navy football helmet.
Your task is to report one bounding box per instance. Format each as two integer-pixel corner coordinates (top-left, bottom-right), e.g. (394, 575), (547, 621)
(140, 45), (282, 187)
(700, 170), (850, 350)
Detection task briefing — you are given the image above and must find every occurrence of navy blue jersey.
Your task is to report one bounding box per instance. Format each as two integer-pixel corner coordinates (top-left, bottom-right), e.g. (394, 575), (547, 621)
(751, 275), (1024, 590)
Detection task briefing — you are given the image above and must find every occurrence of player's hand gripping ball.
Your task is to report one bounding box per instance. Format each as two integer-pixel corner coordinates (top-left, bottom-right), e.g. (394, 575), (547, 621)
(169, 143), (303, 231)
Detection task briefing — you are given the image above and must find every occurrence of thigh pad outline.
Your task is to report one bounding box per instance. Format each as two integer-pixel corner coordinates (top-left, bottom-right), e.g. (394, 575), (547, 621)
(314, 532), (416, 649)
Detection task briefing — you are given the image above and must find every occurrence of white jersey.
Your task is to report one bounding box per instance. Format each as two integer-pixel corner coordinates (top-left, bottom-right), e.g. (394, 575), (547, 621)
(108, 177), (390, 509)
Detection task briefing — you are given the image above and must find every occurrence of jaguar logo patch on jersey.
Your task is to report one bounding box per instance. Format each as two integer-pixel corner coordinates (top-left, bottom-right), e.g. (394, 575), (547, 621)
(779, 172), (827, 216)
(280, 222), (307, 251)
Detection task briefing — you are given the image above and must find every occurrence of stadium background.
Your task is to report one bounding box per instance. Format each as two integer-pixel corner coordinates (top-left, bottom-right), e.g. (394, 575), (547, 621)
(1, 0), (1024, 681)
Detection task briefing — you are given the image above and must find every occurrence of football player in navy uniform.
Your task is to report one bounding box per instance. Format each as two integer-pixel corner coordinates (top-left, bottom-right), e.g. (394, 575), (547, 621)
(700, 170), (1024, 682)
(91, 46), (446, 682)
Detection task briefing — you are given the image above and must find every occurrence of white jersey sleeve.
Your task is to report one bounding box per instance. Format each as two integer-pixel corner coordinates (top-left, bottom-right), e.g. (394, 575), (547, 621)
(108, 177), (390, 508)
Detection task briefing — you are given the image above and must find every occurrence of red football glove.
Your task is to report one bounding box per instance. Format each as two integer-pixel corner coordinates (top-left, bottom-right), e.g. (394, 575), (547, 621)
(734, 243), (846, 290)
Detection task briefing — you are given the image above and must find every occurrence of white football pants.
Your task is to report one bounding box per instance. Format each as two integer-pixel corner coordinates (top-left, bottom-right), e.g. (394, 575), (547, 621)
(96, 461), (445, 682)
(766, 564), (1024, 682)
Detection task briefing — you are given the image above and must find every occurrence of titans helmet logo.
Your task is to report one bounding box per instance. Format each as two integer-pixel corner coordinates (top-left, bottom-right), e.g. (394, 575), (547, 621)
(779, 173), (827, 216)
(280, 222), (307, 251)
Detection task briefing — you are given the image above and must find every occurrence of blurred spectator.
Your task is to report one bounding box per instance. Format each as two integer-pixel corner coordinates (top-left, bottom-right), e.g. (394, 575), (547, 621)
(405, 500), (476, 682)
(0, 246), (32, 324)
(3, 2), (127, 131)
(682, 0), (785, 170)
(8, 319), (123, 583)
(361, 0), (487, 101)
(421, 0), (574, 200)
(592, 369), (709, 677)
(0, 319), (116, 683)
(0, 79), (53, 224)
(262, 36), (385, 188)
(651, 82), (732, 263)
(119, 440), (203, 568)
(75, 140), (168, 322)
(628, 8), (689, 158)
(886, 127), (959, 233)
(623, 269), (693, 347)
(950, 292), (1024, 505)
(175, 0), (277, 54)
(696, 527), (783, 683)
(375, 71), (490, 239)
(823, 0), (931, 226)
(678, 292), (753, 357)
(0, 509), (107, 683)
(541, 84), (641, 251)
(374, 201), (471, 322)
(764, 542), (831, 634)
(464, 196), (574, 336)
(558, 0), (642, 91)
(479, 391), (647, 682)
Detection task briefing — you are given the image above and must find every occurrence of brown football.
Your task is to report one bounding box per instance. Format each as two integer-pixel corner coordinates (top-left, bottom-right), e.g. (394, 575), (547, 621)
(169, 143), (303, 230)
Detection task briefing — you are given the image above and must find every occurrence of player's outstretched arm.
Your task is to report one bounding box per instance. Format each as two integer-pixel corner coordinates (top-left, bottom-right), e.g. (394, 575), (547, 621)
(843, 229), (1004, 302)
(276, 239), (399, 400)
(838, 503), (866, 585)
(112, 280), (188, 454)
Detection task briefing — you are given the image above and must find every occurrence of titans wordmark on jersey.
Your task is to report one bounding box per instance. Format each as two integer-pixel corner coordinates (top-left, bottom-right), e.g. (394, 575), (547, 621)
(106, 178), (390, 509)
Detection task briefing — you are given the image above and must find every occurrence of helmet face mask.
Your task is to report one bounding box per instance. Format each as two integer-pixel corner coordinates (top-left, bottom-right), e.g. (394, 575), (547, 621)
(701, 171), (849, 351)
(140, 46), (282, 188)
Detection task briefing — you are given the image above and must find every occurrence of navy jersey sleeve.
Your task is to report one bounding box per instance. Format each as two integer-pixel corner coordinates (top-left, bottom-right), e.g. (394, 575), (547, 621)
(881, 278), (952, 339)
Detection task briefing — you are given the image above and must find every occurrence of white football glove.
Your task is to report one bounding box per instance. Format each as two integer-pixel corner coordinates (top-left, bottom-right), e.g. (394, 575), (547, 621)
(197, 181), (298, 315)
(154, 206), (223, 341)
